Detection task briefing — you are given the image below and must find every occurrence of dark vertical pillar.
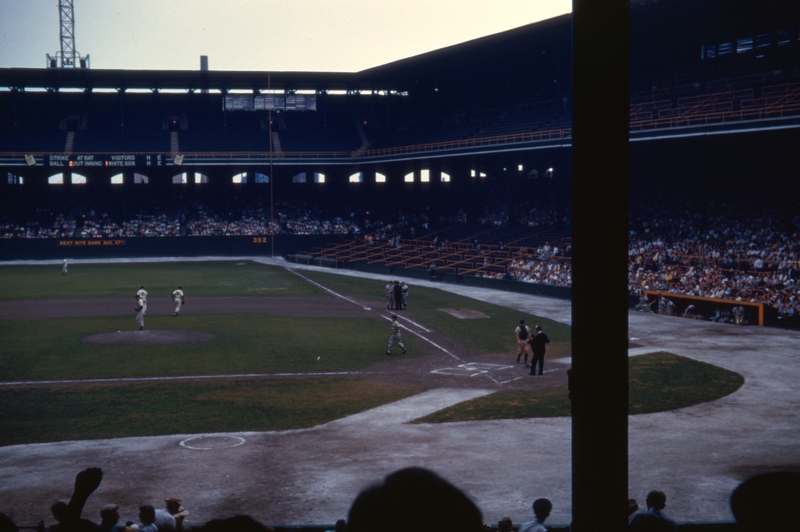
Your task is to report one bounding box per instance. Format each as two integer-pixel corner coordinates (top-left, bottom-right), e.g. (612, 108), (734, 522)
(570, 0), (630, 530)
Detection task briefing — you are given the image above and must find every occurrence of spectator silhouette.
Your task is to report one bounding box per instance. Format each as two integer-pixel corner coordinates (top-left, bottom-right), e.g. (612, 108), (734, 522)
(518, 498), (551, 532)
(58, 468), (103, 532)
(154, 505), (176, 531)
(345, 467), (483, 532)
(324, 519), (346, 532)
(48, 501), (69, 531)
(497, 516), (513, 532)
(98, 504), (119, 532)
(730, 471), (800, 532)
(138, 505), (158, 532)
(163, 497), (189, 531)
(628, 499), (640, 519)
(0, 513), (18, 532)
(628, 490), (677, 531)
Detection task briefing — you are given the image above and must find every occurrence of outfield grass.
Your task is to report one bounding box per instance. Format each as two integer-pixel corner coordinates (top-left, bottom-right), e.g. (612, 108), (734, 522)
(0, 261), (326, 300)
(300, 270), (572, 358)
(0, 378), (427, 446)
(413, 352), (745, 423)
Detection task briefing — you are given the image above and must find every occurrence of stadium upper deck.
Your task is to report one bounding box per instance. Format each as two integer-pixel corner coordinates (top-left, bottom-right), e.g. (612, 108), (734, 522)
(1, 0), (798, 168)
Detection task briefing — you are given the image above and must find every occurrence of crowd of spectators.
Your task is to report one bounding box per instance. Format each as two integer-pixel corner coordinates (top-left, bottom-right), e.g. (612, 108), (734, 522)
(2, 199), (798, 316)
(0, 205), (363, 239)
(627, 201), (799, 315)
(465, 200), (799, 318)
(477, 200), (567, 229)
(2, 467), (798, 531)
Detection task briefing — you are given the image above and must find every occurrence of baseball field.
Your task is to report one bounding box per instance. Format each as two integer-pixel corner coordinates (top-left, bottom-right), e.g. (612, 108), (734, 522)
(0, 259), (743, 448)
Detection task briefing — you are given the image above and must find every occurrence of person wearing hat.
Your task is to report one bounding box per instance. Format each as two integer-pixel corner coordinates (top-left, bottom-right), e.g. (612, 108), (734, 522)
(163, 497), (190, 531)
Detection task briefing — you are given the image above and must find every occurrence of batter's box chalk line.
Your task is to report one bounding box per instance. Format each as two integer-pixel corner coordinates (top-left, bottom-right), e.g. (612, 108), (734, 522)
(431, 362), (516, 377)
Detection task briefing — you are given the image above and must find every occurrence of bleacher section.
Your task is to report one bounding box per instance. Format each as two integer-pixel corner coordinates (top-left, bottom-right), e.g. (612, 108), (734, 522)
(303, 222), (571, 280)
(630, 66), (800, 131)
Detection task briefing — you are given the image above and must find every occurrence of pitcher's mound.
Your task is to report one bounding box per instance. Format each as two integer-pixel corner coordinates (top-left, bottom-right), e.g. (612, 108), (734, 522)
(83, 330), (215, 345)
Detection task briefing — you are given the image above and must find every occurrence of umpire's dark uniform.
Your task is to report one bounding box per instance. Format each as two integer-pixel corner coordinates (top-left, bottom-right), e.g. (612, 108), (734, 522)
(393, 282), (403, 310)
(530, 327), (550, 375)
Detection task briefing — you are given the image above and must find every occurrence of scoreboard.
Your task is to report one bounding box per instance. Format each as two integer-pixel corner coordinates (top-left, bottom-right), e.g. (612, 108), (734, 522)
(47, 154), (165, 167)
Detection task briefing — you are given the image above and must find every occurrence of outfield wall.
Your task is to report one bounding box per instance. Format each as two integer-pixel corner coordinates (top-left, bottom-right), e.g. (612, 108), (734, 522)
(0, 235), (351, 261)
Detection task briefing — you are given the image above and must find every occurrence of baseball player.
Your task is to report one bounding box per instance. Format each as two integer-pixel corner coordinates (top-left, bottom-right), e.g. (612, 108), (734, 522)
(172, 286), (185, 316)
(137, 286), (148, 315)
(386, 315), (406, 355)
(515, 319), (531, 364)
(61, 258), (68, 275)
(385, 281), (394, 309)
(135, 295), (145, 330)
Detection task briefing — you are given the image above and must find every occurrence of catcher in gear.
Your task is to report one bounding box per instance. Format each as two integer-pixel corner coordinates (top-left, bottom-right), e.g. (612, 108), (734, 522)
(515, 319), (531, 364)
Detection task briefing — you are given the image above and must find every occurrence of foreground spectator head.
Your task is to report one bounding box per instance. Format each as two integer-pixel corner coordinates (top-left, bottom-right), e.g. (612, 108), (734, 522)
(628, 498), (639, 517)
(165, 497), (187, 517)
(139, 505), (156, 525)
(497, 516), (513, 532)
(645, 490), (667, 510)
(532, 498), (552, 521)
(346, 467), (483, 532)
(0, 513), (17, 532)
(51, 501), (69, 522)
(99, 504), (119, 526)
(730, 471), (800, 531)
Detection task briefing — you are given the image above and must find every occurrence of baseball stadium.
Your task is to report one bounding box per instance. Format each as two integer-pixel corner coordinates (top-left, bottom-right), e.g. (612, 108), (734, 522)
(1, 0), (800, 531)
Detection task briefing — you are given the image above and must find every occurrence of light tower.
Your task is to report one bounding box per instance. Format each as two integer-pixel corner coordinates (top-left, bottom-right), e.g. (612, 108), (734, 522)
(46, 0), (90, 68)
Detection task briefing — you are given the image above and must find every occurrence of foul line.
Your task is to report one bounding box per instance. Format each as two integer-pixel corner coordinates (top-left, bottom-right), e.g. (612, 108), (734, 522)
(283, 262), (462, 363)
(282, 265), (372, 310)
(380, 314), (463, 363)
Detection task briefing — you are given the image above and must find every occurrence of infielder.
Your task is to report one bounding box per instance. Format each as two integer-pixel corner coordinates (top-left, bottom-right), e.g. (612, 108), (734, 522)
(515, 319), (531, 364)
(386, 315), (406, 355)
(135, 295), (145, 330)
(137, 286), (148, 315)
(172, 286), (185, 316)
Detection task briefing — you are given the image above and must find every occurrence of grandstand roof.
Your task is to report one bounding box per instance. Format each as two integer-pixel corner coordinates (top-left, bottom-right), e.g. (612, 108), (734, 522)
(0, 67), (369, 93)
(0, 13), (570, 94)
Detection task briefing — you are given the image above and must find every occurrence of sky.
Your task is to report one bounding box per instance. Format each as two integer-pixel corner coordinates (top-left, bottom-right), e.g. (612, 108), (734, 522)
(0, 0), (571, 73)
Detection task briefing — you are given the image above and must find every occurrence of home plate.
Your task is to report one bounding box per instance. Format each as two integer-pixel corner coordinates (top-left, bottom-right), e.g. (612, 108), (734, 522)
(431, 362), (516, 377)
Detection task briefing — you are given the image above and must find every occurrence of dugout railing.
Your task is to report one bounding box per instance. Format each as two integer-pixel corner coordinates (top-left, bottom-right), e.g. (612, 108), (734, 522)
(641, 290), (764, 326)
